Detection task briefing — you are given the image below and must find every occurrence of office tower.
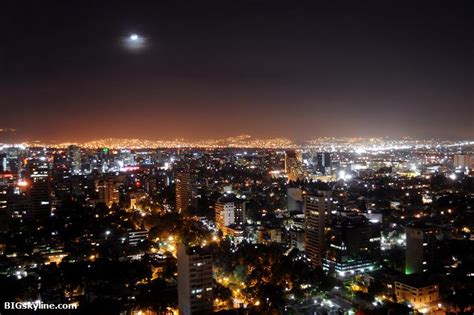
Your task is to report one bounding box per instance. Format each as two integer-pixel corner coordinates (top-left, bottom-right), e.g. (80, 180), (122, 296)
(177, 243), (213, 315)
(325, 213), (381, 277)
(214, 195), (246, 232)
(67, 145), (82, 174)
(175, 172), (194, 213)
(405, 225), (438, 275)
(285, 150), (303, 182)
(304, 191), (331, 267)
(453, 154), (473, 169)
(97, 178), (119, 207)
(316, 152), (331, 174)
(287, 187), (303, 213)
(27, 157), (51, 218)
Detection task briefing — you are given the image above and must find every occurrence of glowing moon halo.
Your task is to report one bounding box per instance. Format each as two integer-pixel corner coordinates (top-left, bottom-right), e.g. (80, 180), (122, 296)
(122, 33), (147, 52)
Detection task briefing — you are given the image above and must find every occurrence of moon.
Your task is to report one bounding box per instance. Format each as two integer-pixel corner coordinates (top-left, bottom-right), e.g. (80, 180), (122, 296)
(122, 33), (147, 52)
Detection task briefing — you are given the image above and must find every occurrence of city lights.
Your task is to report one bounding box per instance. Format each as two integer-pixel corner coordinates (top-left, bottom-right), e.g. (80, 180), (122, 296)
(1, 1), (472, 314)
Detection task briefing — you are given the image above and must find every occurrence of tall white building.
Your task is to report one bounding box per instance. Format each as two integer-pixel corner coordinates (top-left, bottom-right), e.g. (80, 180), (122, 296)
(177, 243), (213, 315)
(215, 195), (246, 231)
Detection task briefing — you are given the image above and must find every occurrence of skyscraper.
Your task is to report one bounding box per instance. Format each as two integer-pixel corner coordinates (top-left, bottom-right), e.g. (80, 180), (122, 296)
(285, 150), (303, 182)
(316, 152), (331, 174)
(325, 212), (381, 277)
(175, 172), (194, 213)
(304, 191), (331, 267)
(177, 243), (213, 315)
(27, 157), (51, 218)
(67, 145), (82, 174)
(97, 178), (119, 207)
(405, 225), (438, 275)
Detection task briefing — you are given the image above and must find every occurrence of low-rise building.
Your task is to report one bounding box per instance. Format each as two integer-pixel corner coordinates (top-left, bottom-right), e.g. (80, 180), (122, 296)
(394, 277), (440, 312)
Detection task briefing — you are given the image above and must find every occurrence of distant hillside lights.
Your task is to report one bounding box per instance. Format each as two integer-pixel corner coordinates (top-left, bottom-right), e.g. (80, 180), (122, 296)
(20, 135), (297, 149)
(7, 137), (474, 151)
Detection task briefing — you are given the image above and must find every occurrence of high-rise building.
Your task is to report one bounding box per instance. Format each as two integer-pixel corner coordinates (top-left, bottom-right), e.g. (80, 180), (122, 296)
(215, 200), (234, 229)
(97, 178), (119, 207)
(453, 154), (473, 169)
(304, 191), (331, 267)
(316, 152), (331, 174)
(27, 157), (51, 218)
(176, 172), (194, 213)
(405, 225), (438, 275)
(285, 150), (303, 182)
(177, 243), (213, 315)
(215, 195), (246, 233)
(324, 212), (381, 277)
(67, 145), (82, 174)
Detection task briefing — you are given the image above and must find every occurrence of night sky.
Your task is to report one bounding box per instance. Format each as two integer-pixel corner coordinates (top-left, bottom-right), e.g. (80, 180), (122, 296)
(0, 1), (472, 142)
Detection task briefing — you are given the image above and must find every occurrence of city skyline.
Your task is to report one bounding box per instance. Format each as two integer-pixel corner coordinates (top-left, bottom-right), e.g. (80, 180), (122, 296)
(1, 2), (473, 313)
(1, 139), (472, 314)
(1, 1), (472, 142)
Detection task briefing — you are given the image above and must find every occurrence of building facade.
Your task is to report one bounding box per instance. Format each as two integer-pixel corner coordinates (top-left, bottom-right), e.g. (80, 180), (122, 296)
(177, 243), (213, 315)
(405, 225), (438, 275)
(285, 150), (304, 182)
(324, 212), (381, 277)
(214, 194), (246, 233)
(304, 191), (331, 267)
(175, 172), (194, 213)
(395, 279), (439, 311)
